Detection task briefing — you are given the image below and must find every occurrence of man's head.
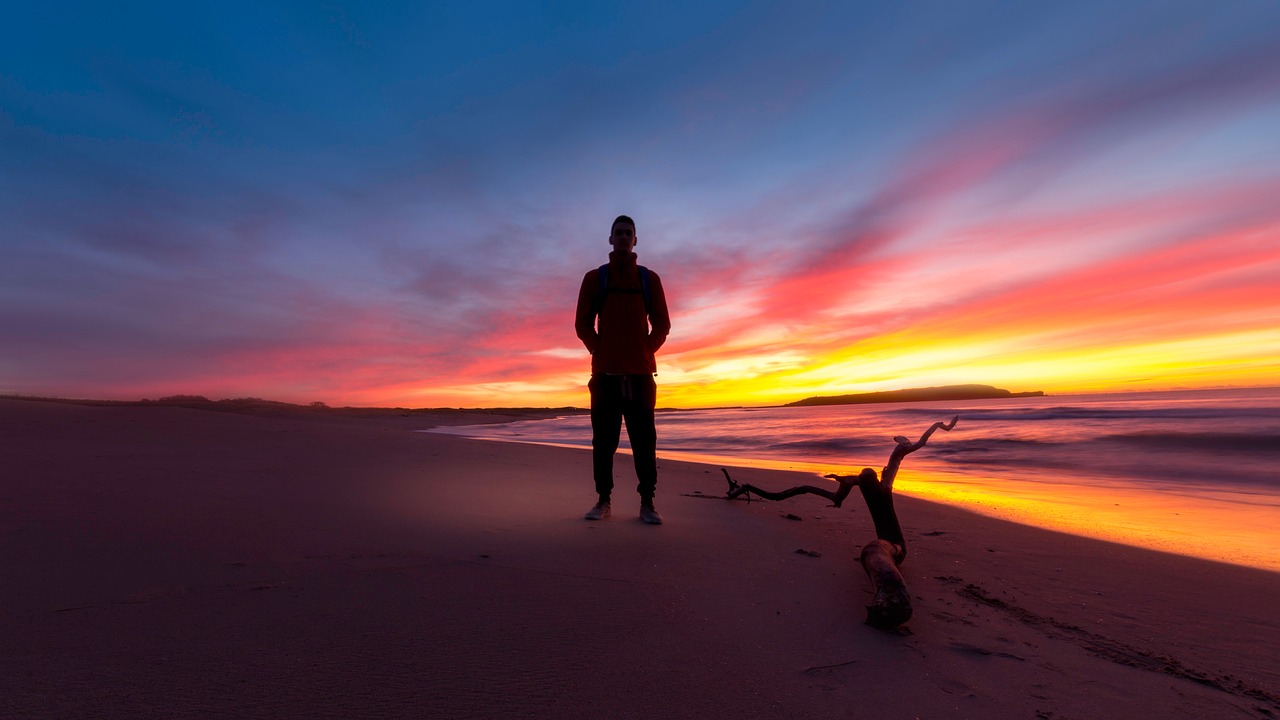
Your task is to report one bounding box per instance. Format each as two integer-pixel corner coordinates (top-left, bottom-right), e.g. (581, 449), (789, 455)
(610, 215), (637, 254)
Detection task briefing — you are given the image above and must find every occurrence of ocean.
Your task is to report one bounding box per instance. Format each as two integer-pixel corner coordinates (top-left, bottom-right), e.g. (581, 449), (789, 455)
(428, 387), (1280, 571)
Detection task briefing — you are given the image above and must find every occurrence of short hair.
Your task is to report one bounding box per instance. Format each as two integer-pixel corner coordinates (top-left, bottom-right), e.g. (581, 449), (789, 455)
(612, 215), (636, 233)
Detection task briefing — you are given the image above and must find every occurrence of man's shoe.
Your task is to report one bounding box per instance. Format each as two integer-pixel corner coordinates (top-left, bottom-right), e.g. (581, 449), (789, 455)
(584, 501), (611, 521)
(640, 504), (663, 525)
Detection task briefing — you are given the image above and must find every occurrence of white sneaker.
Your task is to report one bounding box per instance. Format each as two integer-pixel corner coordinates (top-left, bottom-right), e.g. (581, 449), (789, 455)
(640, 504), (663, 525)
(584, 501), (611, 521)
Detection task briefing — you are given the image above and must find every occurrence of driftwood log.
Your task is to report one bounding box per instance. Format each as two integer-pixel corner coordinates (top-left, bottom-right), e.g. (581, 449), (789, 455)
(722, 416), (958, 628)
(722, 467), (866, 507)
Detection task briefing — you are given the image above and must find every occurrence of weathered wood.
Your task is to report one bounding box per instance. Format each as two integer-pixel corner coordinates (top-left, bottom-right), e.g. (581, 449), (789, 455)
(720, 416), (958, 628)
(855, 415), (956, 626)
(861, 538), (911, 627)
(881, 415), (958, 492)
(721, 467), (863, 507)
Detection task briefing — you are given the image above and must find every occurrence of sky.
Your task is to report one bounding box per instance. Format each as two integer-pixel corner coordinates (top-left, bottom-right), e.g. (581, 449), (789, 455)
(3, 1), (1279, 409)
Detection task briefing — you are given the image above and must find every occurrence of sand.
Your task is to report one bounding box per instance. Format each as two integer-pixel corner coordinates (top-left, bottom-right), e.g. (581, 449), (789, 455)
(3, 397), (1278, 719)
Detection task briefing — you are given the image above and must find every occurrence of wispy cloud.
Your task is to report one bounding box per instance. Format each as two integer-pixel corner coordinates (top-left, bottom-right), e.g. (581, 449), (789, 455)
(3, 2), (1278, 406)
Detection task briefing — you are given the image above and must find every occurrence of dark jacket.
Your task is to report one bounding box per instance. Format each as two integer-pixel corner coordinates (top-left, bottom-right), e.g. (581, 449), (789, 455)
(575, 251), (671, 375)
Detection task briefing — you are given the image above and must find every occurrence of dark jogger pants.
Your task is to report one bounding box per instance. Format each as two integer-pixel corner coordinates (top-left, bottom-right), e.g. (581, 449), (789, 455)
(589, 374), (657, 501)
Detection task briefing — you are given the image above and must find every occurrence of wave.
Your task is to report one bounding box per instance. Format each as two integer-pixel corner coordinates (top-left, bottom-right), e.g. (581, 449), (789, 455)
(431, 391), (1280, 494)
(926, 439), (1065, 469)
(928, 438), (1055, 454)
(754, 437), (886, 455)
(1097, 432), (1280, 453)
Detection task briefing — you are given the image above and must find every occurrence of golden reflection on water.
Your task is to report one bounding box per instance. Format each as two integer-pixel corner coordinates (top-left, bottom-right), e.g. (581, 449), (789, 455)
(448, 437), (1279, 572)
(895, 468), (1280, 572)
(659, 447), (1280, 573)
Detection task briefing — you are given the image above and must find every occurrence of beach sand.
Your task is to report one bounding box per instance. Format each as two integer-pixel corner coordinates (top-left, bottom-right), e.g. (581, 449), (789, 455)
(3, 398), (1278, 719)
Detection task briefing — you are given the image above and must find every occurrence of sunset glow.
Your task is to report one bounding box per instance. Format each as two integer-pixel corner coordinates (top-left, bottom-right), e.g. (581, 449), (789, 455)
(3, 3), (1278, 407)
(895, 468), (1280, 572)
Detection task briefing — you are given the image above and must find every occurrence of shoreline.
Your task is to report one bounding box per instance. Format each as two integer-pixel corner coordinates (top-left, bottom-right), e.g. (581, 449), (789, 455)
(428, 427), (1280, 574)
(3, 397), (1278, 718)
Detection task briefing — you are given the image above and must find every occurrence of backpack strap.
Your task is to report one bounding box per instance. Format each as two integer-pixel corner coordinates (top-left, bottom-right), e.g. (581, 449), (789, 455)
(638, 266), (652, 313)
(594, 264), (609, 316)
(594, 264), (653, 315)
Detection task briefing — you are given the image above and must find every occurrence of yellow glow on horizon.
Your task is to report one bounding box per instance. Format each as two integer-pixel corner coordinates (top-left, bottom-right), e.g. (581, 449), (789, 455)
(352, 326), (1278, 408)
(650, 326), (1280, 409)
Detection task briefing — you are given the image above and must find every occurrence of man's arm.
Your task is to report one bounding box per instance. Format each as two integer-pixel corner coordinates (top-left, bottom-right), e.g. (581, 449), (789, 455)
(647, 272), (671, 352)
(574, 271), (599, 354)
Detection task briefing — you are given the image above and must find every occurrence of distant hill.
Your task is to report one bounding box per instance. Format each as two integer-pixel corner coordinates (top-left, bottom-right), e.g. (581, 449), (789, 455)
(785, 384), (1045, 407)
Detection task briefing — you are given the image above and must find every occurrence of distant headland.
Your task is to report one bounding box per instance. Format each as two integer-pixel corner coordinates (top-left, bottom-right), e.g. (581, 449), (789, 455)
(785, 384), (1045, 407)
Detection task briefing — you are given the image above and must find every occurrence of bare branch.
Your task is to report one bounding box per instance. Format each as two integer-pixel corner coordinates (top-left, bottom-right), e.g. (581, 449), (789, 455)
(722, 467), (857, 507)
(714, 418), (960, 629)
(881, 415), (958, 491)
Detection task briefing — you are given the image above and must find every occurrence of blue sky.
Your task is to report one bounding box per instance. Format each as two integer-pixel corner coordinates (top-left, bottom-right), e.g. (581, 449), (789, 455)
(4, 1), (1279, 407)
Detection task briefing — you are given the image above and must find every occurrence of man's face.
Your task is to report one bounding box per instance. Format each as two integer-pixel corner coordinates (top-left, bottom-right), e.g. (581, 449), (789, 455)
(609, 222), (636, 253)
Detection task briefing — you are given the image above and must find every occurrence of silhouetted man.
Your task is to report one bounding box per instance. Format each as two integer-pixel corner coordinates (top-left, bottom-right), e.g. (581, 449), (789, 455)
(574, 215), (671, 524)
